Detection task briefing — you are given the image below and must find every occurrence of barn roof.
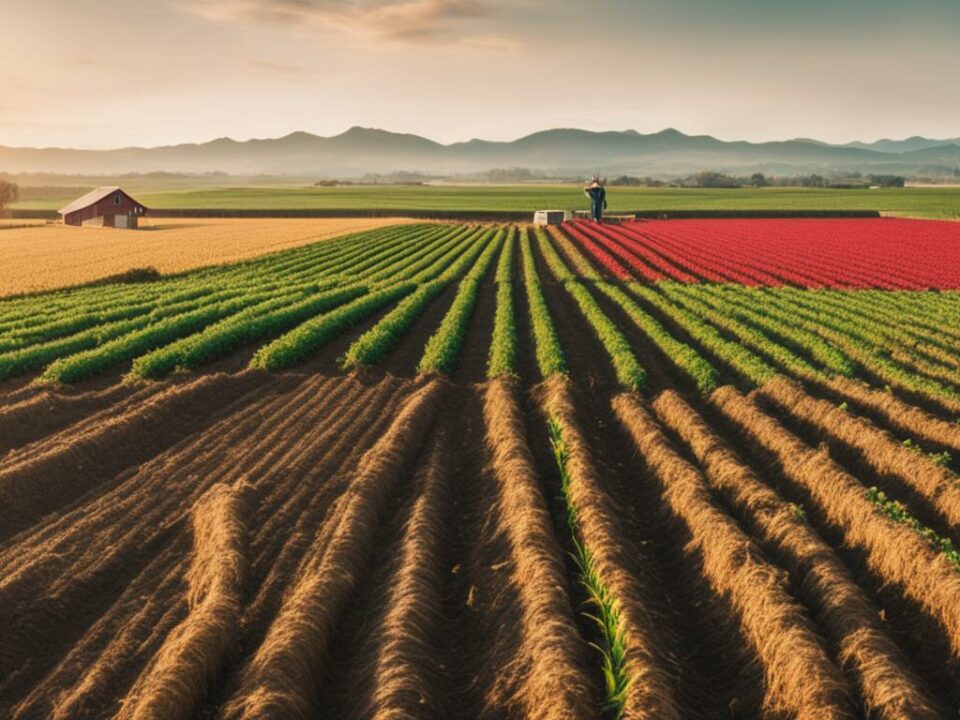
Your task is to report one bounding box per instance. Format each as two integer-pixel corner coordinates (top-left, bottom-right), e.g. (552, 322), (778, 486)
(59, 187), (145, 215)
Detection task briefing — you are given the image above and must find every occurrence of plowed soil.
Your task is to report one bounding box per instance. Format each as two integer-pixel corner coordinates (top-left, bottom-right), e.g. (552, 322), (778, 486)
(2, 227), (959, 720)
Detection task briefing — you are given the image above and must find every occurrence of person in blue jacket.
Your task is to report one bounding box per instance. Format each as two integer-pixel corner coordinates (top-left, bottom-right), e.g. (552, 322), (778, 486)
(585, 175), (607, 223)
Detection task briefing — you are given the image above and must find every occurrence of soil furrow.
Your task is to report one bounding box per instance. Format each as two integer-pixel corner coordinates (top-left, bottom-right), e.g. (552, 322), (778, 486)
(757, 377), (960, 536)
(613, 392), (854, 720)
(710, 386), (960, 707)
(651, 389), (945, 720)
(219, 378), (444, 719)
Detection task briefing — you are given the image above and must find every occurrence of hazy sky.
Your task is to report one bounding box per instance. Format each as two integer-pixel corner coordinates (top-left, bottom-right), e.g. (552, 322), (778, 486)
(1, 0), (958, 148)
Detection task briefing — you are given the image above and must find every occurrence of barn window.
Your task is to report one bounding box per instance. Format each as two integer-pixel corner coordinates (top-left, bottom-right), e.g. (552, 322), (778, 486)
(114, 194), (121, 205)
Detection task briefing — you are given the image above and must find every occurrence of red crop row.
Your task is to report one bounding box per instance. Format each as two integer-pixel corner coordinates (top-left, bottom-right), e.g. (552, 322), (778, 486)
(565, 218), (960, 289)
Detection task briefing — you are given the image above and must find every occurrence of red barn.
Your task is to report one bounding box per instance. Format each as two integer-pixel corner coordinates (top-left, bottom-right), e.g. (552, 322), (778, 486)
(59, 187), (148, 228)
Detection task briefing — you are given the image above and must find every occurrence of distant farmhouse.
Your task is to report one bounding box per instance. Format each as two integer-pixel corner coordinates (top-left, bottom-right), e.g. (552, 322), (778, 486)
(59, 187), (147, 228)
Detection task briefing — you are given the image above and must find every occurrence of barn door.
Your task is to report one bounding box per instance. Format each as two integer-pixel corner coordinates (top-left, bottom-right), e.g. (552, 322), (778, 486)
(115, 215), (128, 229)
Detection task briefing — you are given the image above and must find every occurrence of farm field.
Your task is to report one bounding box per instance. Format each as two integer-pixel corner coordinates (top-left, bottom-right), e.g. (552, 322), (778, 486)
(2, 218), (960, 719)
(11, 184), (960, 218)
(0, 217), (417, 297)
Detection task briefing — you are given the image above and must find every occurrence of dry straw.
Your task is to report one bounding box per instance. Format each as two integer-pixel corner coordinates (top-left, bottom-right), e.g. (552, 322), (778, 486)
(221, 379), (443, 720)
(613, 393), (853, 720)
(711, 386), (960, 659)
(485, 378), (594, 719)
(825, 376), (960, 456)
(759, 377), (960, 534)
(652, 389), (944, 720)
(542, 377), (682, 720)
(366, 438), (448, 720)
(118, 482), (251, 720)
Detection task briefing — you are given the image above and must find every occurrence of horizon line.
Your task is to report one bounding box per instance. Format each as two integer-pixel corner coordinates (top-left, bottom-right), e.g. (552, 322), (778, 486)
(3, 126), (958, 154)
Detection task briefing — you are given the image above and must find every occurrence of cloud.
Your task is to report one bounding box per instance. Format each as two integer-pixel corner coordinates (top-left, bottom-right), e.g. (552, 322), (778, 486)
(184, 0), (498, 44)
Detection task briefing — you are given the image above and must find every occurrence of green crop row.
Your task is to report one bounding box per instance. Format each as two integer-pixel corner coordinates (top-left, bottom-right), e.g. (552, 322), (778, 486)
(692, 285), (856, 377)
(596, 282), (717, 392)
(0, 223), (428, 332)
(0, 286), (235, 353)
(130, 284), (367, 379)
(520, 229), (566, 379)
(411, 226), (490, 283)
(341, 281), (446, 368)
(487, 235), (518, 379)
(494, 227), (517, 284)
(362, 225), (473, 283)
(721, 284), (960, 402)
(746, 287), (959, 402)
(0, 281), (190, 337)
(0, 223), (353, 319)
(547, 226), (603, 280)
(537, 228), (644, 391)
(418, 229), (505, 374)
(327, 224), (452, 283)
(773, 287), (960, 388)
(394, 227), (485, 283)
(340, 228), (496, 369)
(540, 224), (715, 392)
(38, 293), (272, 384)
(9, 225), (470, 384)
(627, 283), (776, 387)
(802, 287), (960, 356)
(0, 289), (265, 382)
(250, 283), (417, 371)
(660, 285), (821, 380)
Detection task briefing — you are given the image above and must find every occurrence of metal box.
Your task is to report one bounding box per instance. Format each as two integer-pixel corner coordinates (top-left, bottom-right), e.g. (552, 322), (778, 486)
(533, 210), (567, 225)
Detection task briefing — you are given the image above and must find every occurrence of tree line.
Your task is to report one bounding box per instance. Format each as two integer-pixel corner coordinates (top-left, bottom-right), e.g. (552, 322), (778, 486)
(606, 172), (907, 189)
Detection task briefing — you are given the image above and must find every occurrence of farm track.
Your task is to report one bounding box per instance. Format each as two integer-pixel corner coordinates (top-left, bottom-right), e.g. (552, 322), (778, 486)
(2, 220), (960, 718)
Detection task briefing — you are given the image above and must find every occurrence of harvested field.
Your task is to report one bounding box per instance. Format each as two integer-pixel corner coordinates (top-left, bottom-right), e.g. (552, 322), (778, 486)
(0, 217), (418, 296)
(2, 218), (959, 719)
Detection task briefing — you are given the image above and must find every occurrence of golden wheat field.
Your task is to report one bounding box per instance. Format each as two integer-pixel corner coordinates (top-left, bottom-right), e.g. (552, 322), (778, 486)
(0, 217), (418, 297)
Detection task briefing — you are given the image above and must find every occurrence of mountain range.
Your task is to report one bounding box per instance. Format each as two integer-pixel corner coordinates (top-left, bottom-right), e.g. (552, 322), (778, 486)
(2, 127), (959, 177)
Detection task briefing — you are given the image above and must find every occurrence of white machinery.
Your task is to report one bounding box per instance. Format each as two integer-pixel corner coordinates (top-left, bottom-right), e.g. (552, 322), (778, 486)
(532, 209), (571, 225)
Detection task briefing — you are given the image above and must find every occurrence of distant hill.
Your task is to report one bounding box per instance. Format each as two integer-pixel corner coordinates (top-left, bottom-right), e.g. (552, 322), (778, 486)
(2, 127), (960, 177)
(843, 136), (960, 153)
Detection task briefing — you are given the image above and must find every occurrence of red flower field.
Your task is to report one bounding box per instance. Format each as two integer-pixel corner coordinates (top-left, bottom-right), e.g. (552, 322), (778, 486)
(570, 217), (960, 289)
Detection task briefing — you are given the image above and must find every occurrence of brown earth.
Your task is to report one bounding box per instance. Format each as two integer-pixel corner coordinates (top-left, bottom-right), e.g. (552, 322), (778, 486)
(2, 228), (959, 718)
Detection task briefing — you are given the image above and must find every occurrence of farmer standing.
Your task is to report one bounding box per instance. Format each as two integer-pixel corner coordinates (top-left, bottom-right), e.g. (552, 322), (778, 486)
(585, 175), (607, 223)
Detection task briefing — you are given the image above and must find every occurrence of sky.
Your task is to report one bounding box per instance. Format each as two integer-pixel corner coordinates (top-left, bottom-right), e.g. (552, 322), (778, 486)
(1, 0), (958, 149)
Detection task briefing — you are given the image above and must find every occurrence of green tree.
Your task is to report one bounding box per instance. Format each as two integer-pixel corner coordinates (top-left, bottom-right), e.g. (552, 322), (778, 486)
(688, 170), (740, 188)
(0, 180), (18, 211)
(868, 174), (906, 188)
(750, 173), (770, 187)
(800, 174), (827, 188)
